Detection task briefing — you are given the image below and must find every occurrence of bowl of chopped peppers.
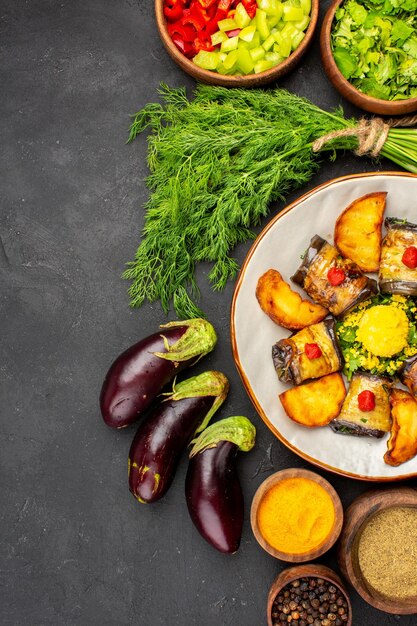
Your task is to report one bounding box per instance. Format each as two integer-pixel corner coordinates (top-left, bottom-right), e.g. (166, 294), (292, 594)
(156, 0), (319, 86)
(321, 0), (417, 115)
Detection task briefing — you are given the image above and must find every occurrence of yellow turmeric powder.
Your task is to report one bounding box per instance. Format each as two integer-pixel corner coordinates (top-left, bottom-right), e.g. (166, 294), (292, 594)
(257, 477), (335, 554)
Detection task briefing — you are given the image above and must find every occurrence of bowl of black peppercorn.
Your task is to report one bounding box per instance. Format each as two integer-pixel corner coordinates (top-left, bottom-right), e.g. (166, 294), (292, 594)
(267, 563), (352, 626)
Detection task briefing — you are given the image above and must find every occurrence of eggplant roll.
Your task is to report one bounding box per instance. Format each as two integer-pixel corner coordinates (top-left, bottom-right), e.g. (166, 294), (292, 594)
(330, 372), (392, 438)
(272, 318), (343, 385)
(379, 217), (417, 295)
(292, 235), (378, 317)
(400, 354), (417, 398)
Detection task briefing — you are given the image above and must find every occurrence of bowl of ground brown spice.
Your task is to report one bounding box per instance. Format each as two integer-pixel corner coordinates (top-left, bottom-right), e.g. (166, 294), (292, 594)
(338, 487), (417, 615)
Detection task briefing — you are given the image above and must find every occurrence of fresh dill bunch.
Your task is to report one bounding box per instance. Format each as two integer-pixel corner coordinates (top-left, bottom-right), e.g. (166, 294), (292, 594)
(123, 83), (417, 318)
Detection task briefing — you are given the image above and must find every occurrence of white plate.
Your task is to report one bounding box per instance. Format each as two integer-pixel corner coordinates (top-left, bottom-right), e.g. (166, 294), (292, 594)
(231, 172), (417, 481)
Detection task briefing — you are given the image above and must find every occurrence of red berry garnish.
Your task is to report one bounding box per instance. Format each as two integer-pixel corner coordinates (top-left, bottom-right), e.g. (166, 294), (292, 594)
(358, 390), (375, 412)
(402, 246), (417, 269)
(327, 267), (346, 286)
(304, 343), (322, 359)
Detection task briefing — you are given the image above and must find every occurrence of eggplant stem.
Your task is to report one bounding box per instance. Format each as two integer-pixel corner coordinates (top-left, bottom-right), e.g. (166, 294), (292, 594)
(189, 416), (256, 458)
(154, 318), (217, 362)
(163, 371), (229, 433)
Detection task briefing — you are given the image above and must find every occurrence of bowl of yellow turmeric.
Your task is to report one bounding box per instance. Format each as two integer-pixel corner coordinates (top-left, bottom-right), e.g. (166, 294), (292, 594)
(250, 468), (343, 562)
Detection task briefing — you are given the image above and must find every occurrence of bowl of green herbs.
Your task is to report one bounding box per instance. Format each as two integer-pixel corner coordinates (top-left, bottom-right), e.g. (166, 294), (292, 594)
(320, 0), (417, 115)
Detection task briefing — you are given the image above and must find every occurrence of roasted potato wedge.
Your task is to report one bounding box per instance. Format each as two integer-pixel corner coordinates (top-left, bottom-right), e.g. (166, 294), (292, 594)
(279, 372), (346, 427)
(334, 192), (387, 272)
(384, 388), (417, 467)
(256, 269), (328, 330)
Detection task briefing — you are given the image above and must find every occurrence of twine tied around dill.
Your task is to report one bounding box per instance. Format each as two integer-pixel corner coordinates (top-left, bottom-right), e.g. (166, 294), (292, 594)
(312, 114), (417, 158)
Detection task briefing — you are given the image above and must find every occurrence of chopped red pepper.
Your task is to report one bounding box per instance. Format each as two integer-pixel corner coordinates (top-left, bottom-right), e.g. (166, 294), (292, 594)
(206, 2), (219, 18)
(182, 6), (207, 30)
(242, 0), (257, 18)
(226, 28), (241, 37)
(164, 0), (185, 7)
(217, 0), (234, 11)
(327, 266), (346, 286)
(197, 0), (218, 7)
(171, 33), (196, 57)
(304, 343), (322, 359)
(209, 8), (228, 24)
(402, 246), (417, 269)
(204, 11), (224, 35)
(164, 3), (184, 21)
(163, 0), (258, 62)
(194, 37), (215, 52)
(358, 390), (376, 412)
(168, 21), (196, 39)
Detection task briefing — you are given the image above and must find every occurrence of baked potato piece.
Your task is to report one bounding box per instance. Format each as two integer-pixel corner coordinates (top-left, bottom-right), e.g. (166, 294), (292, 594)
(279, 372), (346, 427)
(384, 388), (417, 467)
(379, 217), (417, 295)
(256, 269), (328, 330)
(291, 235), (378, 317)
(330, 372), (392, 438)
(334, 192), (386, 272)
(272, 318), (343, 385)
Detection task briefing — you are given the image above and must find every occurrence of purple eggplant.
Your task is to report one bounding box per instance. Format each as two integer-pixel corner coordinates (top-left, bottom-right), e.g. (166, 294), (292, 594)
(379, 217), (417, 295)
(100, 319), (217, 428)
(400, 354), (417, 398)
(185, 416), (256, 554)
(292, 235), (378, 317)
(128, 371), (229, 503)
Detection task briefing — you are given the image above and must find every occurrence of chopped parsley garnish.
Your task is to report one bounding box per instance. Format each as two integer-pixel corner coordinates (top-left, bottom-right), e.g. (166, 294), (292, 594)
(331, 0), (417, 101)
(336, 294), (417, 379)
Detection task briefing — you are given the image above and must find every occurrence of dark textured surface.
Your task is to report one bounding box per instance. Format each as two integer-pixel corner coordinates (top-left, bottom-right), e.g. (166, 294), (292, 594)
(0, 1), (416, 625)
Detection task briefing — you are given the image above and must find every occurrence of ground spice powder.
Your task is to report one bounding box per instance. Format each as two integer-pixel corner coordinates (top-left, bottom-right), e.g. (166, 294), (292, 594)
(257, 477), (335, 554)
(358, 506), (417, 600)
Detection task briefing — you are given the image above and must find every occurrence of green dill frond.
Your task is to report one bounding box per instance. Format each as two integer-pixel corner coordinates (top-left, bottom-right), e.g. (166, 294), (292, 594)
(123, 83), (417, 318)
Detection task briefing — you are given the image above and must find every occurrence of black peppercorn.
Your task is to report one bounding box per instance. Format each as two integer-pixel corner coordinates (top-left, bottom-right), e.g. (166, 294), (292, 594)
(271, 578), (349, 626)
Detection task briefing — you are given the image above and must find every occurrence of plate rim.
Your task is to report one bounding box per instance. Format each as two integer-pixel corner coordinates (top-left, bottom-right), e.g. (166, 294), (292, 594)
(230, 170), (417, 482)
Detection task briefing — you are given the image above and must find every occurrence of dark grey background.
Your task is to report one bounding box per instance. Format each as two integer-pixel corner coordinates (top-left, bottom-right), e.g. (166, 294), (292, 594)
(1, 1), (416, 624)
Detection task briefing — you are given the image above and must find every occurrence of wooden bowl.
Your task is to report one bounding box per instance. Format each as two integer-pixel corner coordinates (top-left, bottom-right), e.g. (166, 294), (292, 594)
(320, 0), (417, 115)
(155, 0), (319, 87)
(338, 487), (417, 614)
(251, 468), (343, 562)
(267, 563), (352, 626)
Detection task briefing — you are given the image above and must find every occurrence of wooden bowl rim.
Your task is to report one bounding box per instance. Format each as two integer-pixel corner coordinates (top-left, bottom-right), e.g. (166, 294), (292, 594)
(267, 563), (352, 626)
(155, 0), (319, 87)
(320, 0), (417, 115)
(250, 468), (344, 562)
(338, 486), (417, 614)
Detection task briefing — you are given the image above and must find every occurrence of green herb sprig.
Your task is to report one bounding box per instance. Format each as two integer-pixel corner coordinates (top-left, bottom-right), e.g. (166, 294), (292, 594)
(332, 0), (417, 101)
(124, 84), (417, 318)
